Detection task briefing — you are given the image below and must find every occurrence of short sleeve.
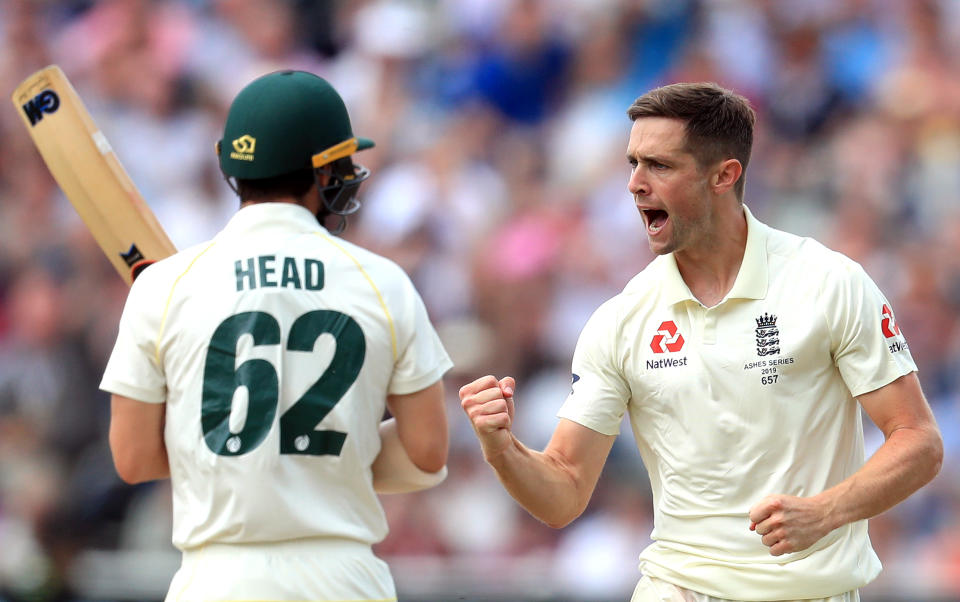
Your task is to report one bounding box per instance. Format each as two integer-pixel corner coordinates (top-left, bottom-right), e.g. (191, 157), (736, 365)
(99, 270), (167, 403)
(387, 274), (453, 395)
(820, 258), (916, 398)
(556, 300), (631, 436)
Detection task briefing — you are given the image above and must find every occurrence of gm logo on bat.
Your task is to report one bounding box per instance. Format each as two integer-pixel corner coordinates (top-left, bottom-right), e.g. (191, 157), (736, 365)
(22, 90), (61, 126)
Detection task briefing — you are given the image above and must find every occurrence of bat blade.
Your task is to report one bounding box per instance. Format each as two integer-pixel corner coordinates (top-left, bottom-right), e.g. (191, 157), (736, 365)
(10, 65), (176, 285)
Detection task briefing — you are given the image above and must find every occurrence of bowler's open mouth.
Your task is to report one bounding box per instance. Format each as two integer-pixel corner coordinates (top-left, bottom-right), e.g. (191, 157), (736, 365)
(642, 209), (669, 233)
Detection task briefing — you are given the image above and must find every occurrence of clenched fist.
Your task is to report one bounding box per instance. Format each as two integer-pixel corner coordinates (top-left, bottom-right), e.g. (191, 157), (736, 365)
(749, 493), (834, 556)
(459, 375), (516, 462)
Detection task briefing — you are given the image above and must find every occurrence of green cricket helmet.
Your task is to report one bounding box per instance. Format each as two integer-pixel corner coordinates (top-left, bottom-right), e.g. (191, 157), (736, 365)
(217, 70), (374, 224)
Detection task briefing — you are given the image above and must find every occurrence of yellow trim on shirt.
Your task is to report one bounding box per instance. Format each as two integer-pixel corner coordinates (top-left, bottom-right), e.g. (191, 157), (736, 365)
(316, 233), (398, 362)
(155, 241), (218, 364)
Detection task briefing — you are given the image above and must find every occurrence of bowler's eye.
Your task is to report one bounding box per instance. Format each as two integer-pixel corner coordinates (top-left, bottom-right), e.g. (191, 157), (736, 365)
(628, 158), (638, 169)
(651, 161), (668, 170)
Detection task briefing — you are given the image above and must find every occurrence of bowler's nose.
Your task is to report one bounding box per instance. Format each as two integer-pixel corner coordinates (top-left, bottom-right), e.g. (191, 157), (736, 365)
(629, 168), (649, 197)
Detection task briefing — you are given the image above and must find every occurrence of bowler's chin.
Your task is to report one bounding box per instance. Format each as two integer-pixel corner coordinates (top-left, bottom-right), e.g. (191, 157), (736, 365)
(647, 239), (677, 256)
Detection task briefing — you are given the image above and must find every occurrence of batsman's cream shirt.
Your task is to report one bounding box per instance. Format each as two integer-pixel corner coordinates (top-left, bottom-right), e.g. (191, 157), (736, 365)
(101, 203), (452, 551)
(559, 206), (916, 600)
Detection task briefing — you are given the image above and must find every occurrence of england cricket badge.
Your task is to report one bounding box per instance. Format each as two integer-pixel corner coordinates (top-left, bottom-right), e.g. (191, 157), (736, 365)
(755, 313), (780, 356)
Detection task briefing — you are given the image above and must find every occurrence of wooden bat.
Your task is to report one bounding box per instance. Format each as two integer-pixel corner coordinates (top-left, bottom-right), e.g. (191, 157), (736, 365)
(10, 65), (176, 285)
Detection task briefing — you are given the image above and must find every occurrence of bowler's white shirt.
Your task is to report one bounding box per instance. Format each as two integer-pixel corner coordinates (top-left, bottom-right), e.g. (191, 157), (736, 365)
(559, 206), (915, 600)
(101, 203), (452, 550)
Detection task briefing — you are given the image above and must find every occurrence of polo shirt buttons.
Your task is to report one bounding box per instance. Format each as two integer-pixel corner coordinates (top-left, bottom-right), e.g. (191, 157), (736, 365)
(703, 310), (717, 344)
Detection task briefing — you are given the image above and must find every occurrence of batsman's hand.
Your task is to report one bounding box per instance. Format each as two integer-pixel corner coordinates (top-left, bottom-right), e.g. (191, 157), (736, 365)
(459, 375), (516, 463)
(748, 493), (833, 556)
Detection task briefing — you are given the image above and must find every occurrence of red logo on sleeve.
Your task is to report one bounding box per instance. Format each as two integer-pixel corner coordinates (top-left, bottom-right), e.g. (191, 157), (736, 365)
(651, 321), (685, 353)
(881, 304), (900, 338)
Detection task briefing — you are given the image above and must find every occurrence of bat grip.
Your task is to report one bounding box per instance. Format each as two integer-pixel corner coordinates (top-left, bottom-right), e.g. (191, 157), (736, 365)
(130, 260), (155, 281)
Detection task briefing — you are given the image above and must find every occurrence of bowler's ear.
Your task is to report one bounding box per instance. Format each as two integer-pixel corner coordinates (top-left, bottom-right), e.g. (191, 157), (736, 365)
(712, 158), (742, 195)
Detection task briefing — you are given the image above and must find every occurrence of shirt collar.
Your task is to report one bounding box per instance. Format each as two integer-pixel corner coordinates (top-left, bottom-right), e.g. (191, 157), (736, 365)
(219, 202), (328, 237)
(660, 204), (769, 306)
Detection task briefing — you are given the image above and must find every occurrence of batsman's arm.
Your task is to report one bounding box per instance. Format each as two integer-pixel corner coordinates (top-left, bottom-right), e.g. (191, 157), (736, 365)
(109, 394), (170, 484)
(372, 418), (448, 494)
(374, 380), (448, 494)
(460, 375), (615, 528)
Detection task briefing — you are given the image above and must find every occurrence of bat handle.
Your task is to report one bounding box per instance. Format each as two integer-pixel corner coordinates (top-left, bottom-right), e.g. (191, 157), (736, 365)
(130, 259), (155, 281)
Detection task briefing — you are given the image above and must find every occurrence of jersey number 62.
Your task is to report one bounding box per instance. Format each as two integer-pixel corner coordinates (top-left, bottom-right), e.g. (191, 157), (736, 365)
(200, 309), (366, 457)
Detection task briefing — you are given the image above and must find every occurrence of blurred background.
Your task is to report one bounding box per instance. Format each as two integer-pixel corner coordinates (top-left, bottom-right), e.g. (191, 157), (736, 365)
(0, 0), (958, 600)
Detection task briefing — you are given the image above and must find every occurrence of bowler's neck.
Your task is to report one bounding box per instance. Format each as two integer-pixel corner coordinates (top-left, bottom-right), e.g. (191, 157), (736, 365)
(674, 204), (748, 308)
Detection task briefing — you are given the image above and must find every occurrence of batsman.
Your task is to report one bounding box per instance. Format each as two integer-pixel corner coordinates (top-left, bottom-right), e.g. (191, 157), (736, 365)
(101, 70), (452, 601)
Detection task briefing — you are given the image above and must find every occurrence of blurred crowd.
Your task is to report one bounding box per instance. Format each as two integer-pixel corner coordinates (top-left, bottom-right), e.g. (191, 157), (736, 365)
(0, 0), (958, 600)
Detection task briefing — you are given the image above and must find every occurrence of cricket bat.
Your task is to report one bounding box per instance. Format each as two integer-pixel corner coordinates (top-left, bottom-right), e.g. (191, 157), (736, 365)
(10, 65), (176, 285)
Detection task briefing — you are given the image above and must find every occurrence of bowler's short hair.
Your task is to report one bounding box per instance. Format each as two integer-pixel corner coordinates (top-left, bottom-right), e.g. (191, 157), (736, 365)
(628, 83), (755, 199)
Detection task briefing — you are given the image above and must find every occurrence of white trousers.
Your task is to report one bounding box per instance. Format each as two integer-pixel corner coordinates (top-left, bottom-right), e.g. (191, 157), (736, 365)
(165, 538), (396, 602)
(631, 575), (860, 602)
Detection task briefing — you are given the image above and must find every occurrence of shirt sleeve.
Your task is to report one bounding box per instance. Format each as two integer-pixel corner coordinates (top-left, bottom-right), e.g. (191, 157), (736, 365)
(820, 257), (917, 398)
(99, 269), (168, 403)
(556, 300), (631, 436)
(387, 273), (453, 395)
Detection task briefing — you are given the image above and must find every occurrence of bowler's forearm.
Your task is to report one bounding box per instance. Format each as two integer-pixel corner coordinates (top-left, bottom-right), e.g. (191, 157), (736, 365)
(817, 425), (942, 529)
(485, 436), (587, 528)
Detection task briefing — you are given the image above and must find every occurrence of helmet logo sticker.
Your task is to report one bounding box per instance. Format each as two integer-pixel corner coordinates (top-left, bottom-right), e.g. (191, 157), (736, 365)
(230, 134), (256, 161)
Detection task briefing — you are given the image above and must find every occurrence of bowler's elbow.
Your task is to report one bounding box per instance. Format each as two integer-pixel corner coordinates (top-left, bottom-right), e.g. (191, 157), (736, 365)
(541, 499), (589, 529)
(544, 514), (577, 530)
(539, 476), (592, 529)
(922, 425), (944, 485)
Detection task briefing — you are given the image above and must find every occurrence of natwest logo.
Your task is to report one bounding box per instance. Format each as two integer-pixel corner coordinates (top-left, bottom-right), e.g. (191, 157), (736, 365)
(881, 304), (900, 339)
(650, 320), (684, 353)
